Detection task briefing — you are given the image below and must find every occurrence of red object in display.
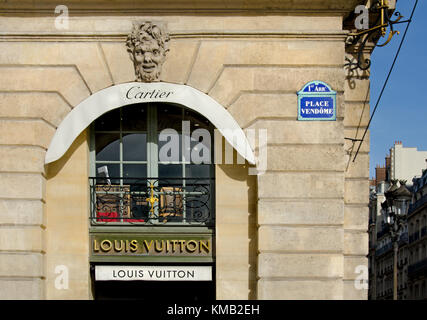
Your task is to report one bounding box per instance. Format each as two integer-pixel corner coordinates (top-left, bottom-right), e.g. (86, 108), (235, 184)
(96, 211), (119, 222)
(96, 211), (144, 223)
(126, 218), (145, 222)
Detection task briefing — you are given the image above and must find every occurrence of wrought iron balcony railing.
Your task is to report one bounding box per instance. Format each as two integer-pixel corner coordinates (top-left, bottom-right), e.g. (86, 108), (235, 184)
(409, 232), (420, 244)
(408, 258), (427, 277)
(375, 242), (393, 257)
(89, 177), (214, 226)
(377, 224), (390, 239)
(398, 232), (409, 245)
(408, 195), (427, 216)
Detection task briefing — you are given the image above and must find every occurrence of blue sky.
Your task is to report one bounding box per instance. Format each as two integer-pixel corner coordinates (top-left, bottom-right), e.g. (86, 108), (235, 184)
(368, 0), (427, 178)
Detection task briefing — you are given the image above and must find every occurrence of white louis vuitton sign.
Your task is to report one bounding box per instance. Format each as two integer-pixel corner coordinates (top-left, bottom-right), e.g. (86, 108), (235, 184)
(95, 265), (212, 281)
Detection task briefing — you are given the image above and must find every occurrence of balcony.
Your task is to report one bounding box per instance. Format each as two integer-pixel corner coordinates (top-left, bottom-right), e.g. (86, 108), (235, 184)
(377, 225), (390, 239)
(398, 232), (409, 245)
(376, 242), (393, 257)
(397, 260), (407, 269)
(408, 196), (427, 216)
(409, 232), (420, 244)
(408, 258), (427, 278)
(89, 177), (214, 226)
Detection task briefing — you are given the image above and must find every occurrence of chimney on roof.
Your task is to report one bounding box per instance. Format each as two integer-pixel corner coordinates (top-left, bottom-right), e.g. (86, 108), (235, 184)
(375, 166), (386, 184)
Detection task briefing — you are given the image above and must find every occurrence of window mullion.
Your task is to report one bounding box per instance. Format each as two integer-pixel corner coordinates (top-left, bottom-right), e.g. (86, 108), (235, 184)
(148, 103), (159, 178)
(89, 123), (96, 225)
(182, 108), (187, 223)
(119, 108), (124, 222)
(148, 104), (159, 223)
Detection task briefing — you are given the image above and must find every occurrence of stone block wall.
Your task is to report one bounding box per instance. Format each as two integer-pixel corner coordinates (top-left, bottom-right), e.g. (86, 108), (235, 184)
(0, 9), (370, 299)
(343, 67), (371, 299)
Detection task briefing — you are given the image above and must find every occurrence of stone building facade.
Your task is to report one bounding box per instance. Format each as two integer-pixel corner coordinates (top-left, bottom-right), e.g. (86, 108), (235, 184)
(369, 143), (427, 300)
(407, 170), (427, 299)
(0, 0), (371, 300)
(390, 142), (427, 183)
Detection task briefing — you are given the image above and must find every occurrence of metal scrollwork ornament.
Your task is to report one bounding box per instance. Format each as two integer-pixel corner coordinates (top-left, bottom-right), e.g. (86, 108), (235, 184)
(345, 0), (408, 71)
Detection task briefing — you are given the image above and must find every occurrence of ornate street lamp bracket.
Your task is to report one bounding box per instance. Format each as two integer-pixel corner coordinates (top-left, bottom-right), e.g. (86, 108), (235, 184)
(345, 0), (411, 71)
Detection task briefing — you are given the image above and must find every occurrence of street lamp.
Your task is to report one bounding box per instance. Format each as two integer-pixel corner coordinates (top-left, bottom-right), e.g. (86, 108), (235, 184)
(381, 179), (412, 300)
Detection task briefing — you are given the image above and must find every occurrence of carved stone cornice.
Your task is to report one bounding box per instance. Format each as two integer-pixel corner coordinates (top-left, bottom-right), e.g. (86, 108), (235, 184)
(0, 30), (349, 42)
(0, 0), (367, 16)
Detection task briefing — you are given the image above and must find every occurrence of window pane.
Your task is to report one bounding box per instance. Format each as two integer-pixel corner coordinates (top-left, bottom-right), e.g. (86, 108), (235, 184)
(95, 109), (120, 131)
(190, 135), (212, 164)
(159, 164), (183, 189)
(184, 109), (212, 131)
(122, 104), (147, 131)
(123, 164), (147, 179)
(95, 133), (120, 161)
(96, 163), (120, 184)
(158, 164), (184, 223)
(158, 133), (182, 162)
(186, 164), (211, 178)
(157, 104), (183, 132)
(159, 164), (182, 178)
(129, 195), (149, 222)
(123, 133), (147, 161)
(186, 202), (211, 224)
(185, 179), (212, 224)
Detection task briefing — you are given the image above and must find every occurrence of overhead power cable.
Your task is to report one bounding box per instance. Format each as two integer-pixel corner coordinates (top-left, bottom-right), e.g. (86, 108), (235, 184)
(352, 0), (418, 162)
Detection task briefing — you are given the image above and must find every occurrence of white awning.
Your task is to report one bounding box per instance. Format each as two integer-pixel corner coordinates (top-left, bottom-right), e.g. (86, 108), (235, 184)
(45, 82), (255, 165)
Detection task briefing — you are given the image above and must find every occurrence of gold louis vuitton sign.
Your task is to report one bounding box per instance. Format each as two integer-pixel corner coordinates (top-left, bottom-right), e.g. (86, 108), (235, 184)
(90, 233), (212, 258)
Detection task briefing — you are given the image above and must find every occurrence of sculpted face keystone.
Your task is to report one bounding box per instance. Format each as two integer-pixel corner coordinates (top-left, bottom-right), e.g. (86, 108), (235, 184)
(126, 22), (170, 82)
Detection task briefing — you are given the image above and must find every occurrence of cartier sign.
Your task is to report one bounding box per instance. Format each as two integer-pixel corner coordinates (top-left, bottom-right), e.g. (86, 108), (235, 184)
(125, 86), (174, 100)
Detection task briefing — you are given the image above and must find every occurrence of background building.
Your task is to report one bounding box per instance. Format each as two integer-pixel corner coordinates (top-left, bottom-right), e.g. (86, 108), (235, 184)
(407, 169), (427, 299)
(390, 141), (427, 183)
(369, 141), (427, 299)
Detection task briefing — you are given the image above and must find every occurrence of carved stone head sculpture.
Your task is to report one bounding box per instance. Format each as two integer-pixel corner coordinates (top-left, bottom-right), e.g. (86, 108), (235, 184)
(126, 21), (170, 82)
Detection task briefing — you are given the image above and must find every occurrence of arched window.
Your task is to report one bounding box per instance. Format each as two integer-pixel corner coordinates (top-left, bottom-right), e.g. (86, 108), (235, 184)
(89, 103), (215, 226)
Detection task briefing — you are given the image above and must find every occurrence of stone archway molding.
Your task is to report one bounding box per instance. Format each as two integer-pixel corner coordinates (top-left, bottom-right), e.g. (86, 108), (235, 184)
(45, 82), (255, 165)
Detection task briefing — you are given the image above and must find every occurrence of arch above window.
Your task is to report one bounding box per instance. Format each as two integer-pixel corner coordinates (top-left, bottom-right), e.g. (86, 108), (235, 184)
(45, 82), (256, 165)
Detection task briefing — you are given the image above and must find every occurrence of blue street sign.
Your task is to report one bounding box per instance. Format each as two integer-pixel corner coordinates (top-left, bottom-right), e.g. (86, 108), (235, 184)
(297, 81), (336, 121)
